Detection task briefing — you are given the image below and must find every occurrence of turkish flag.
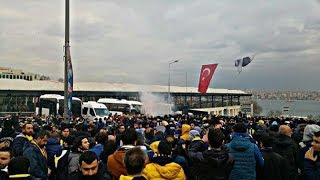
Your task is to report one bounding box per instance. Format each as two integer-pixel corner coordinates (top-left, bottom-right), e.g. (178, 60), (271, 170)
(198, 64), (218, 94)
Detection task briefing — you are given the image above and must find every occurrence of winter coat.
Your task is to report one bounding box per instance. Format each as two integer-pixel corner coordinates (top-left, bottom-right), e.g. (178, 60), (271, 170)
(273, 134), (299, 180)
(23, 141), (48, 179)
(188, 146), (234, 180)
(142, 156), (186, 180)
(119, 175), (147, 180)
(46, 137), (62, 169)
(257, 148), (289, 180)
(227, 134), (262, 180)
(68, 152), (81, 174)
(12, 133), (31, 157)
(107, 145), (149, 179)
(304, 151), (320, 180)
(89, 144), (104, 159)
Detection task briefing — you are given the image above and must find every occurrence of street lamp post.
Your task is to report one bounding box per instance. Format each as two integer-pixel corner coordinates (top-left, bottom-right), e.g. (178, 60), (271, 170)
(168, 60), (179, 106)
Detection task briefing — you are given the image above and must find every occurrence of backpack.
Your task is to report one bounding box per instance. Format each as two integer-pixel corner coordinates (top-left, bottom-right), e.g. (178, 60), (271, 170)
(54, 149), (71, 180)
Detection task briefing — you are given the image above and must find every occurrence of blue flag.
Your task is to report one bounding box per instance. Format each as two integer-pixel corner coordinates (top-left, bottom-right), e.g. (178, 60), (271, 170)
(66, 44), (73, 118)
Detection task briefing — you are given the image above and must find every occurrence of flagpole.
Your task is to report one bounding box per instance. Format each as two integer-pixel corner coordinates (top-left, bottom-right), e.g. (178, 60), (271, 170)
(63, 0), (70, 124)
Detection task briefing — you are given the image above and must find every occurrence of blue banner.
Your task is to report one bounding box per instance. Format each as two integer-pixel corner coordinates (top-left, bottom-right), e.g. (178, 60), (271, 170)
(66, 44), (73, 119)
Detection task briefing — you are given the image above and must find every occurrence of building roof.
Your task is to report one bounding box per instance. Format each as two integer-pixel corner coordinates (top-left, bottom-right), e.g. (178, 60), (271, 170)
(0, 79), (250, 95)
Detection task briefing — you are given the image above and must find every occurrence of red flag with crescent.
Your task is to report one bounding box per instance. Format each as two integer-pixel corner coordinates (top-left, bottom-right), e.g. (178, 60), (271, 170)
(198, 64), (218, 94)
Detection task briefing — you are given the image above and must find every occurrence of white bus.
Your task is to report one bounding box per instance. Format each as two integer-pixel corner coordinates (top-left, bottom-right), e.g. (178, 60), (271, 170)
(37, 94), (82, 117)
(82, 101), (110, 121)
(97, 98), (143, 115)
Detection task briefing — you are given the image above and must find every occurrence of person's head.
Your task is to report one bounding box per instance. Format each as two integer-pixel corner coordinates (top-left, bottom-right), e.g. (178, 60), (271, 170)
(158, 140), (172, 156)
(78, 151), (99, 177)
(279, 125), (292, 137)
(260, 135), (274, 148)
(311, 131), (320, 152)
(50, 131), (61, 141)
(124, 147), (146, 176)
(61, 126), (70, 138)
(190, 122), (195, 130)
(208, 128), (225, 148)
(121, 128), (138, 146)
(8, 156), (30, 175)
(22, 123), (34, 136)
(0, 147), (12, 169)
(34, 131), (50, 148)
(103, 140), (117, 157)
(119, 125), (125, 133)
(73, 136), (90, 152)
(95, 133), (108, 145)
(232, 123), (247, 133)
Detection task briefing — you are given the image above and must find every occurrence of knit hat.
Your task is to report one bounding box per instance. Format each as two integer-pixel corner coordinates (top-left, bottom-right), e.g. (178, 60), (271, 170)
(193, 126), (201, 134)
(303, 124), (320, 142)
(271, 121), (278, 126)
(258, 120), (264, 125)
(189, 130), (200, 141)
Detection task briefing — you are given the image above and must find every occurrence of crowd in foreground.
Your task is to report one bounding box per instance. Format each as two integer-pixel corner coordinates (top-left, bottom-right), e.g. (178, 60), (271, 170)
(0, 113), (320, 180)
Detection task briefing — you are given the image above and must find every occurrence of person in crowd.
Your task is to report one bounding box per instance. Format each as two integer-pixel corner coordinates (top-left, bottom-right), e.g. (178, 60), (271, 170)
(298, 124), (320, 178)
(60, 126), (70, 147)
(7, 156), (33, 180)
(120, 147), (147, 180)
(227, 123), (264, 180)
(108, 128), (149, 179)
(23, 130), (50, 179)
(46, 131), (62, 171)
(143, 140), (186, 180)
(89, 133), (108, 159)
(68, 136), (90, 174)
(304, 130), (320, 180)
(180, 124), (191, 141)
(116, 124), (126, 146)
(0, 120), (16, 139)
(12, 122), (34, 156)
(273, 125), (299, 180)
(0, 146), (12, 179)
(257, 135), (289, 180)
(69, 151), (111, 180)
(188, 128), (234, 180)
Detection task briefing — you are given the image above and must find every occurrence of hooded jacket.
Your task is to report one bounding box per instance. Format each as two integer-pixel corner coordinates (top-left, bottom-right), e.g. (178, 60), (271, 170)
(107, 146), (149, 180)
(227, 134), (263, 180)
(180, 124), (191, 141)
(188, 146), (234, 180)
(142, 156), (186, 180)
(273, 134), (299, 180)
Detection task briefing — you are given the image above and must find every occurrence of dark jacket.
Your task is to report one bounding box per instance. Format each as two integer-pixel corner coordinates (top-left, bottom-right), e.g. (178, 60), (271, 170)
(188, 146), (234, 180)
(23, 141), (48, 179)
(46, 137), (62, 169)
(304, 151), (320, 180)
(0, 128), (16, 139)
(68, 164), (112, 180)
(257, 148), (289, 180)
(273, 134), (299, 180)
(12, 133), (30, 156)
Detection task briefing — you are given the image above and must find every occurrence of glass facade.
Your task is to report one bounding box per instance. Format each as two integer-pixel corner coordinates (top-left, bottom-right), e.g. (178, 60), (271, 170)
(0, 95), (35, 116)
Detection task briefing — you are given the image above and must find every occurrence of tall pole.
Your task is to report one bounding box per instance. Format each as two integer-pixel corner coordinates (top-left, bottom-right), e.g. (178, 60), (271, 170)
(168, 60), (179, 113)
(63, 0), (70, 123)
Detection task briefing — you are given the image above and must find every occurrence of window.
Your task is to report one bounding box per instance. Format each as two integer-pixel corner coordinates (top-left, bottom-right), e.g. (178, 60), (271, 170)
(82, 107), (88, 115)
(89, 108), (95, 116)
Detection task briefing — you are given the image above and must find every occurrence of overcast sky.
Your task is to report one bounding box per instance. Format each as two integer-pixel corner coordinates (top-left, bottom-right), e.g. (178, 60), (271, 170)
(1, 0), (320, 91)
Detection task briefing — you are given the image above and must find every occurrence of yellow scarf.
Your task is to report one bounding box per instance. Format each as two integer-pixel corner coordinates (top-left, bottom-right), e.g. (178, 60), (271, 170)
(31, 140), (47, 159)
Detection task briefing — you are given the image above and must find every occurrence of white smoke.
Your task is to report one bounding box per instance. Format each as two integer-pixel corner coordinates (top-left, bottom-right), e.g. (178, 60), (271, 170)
(139, 92), (175, 116)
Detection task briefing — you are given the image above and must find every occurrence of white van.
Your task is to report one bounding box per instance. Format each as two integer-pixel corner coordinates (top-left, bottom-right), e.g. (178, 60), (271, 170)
(82, 101), (110, 121)
(97, 98), (143, 115)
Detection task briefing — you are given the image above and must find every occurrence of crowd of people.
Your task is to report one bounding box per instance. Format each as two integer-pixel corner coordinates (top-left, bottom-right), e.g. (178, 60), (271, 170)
(0, 112), (320, 180)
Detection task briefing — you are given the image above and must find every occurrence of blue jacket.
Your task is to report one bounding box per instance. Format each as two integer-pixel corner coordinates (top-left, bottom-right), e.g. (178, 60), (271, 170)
(89, 144), (104, 160)
(227, 133), (264, 180)
(46, 137), (62, 169)
(304, 151), (320, 180)
(23, 141), (48, 179)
